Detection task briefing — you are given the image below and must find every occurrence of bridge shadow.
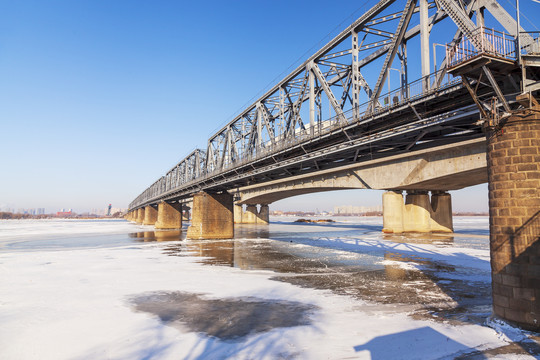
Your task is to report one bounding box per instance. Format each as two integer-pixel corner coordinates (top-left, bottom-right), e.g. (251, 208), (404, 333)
(271, 219), (383, 232)
(353, 326), (487, 359)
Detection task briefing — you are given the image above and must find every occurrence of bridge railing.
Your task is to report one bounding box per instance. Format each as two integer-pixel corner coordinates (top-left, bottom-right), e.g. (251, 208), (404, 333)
(446, 27), (516, 68)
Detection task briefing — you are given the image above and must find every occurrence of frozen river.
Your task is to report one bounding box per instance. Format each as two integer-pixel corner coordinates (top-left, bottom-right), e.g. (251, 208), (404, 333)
(0, 217), (538, 359)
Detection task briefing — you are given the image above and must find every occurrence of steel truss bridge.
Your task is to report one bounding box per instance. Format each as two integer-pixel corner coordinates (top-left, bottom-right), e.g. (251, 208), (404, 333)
(129, 0), (540, 210)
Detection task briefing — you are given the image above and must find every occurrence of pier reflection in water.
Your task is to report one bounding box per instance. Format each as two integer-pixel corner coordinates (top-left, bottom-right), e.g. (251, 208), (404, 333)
(130, 220), (491, 325)
(129, 230), (183, 242)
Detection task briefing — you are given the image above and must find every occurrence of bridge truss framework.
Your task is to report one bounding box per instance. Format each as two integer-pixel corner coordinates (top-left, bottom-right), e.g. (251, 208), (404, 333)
(129, 0), (539, 210)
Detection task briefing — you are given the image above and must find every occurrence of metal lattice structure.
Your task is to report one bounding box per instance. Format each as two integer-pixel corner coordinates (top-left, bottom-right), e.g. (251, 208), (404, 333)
(130, 0), (539, 210)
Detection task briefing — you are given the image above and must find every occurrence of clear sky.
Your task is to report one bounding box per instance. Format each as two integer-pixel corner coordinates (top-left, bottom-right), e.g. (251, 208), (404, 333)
(1, 0), (537, 214)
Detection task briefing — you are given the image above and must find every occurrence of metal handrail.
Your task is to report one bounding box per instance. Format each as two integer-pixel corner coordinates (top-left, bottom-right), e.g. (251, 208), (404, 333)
(446, 26), (517, 68)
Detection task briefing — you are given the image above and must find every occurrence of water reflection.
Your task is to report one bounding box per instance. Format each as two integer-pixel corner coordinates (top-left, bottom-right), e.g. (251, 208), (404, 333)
(129, 230), (183, 242)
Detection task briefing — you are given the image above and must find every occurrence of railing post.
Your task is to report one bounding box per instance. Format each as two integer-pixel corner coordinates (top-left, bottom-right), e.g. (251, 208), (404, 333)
(503, 33), (506, 57)
(481, 27), (484, 53)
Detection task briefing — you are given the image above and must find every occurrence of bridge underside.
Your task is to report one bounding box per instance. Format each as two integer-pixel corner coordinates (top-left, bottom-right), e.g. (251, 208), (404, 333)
(236, 138), (486, 205)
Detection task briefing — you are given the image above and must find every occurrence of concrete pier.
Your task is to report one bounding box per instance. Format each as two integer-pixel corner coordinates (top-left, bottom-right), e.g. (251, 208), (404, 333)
(234, 204), (270, 224)
(182, 207), (190, 221)
(430, 191), (453, 232)
(487, 102), (540, 331)
(243, 205), (258, 224)
(257, 205), (270, 224)
(234, 203), (244, 224)
(382, 190), (453, 233)
(143, 205), (158, 225)
(136, 208), (145, 224)
(403, 191), (432, 233)
(155, 202), (182, 230)
(187, 192), (234, 239)
(382, 191), (404, 233)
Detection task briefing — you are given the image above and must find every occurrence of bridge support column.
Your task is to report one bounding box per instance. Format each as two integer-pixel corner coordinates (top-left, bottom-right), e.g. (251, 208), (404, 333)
(244, 205), (258, 224)
(187, 192), (234, 239)
(136, 208), (145, 224)
(236, 204), (269, 224)
(257, 204), (270, 224)
(234, 203), (244, 224)
(382, 190), (453, 233)
(487, 103), (540, 331)
(143, 206), (158, 225)
(155, 202), (182, 230)
(383, 191), (404, 233)
(404, 191), (431, 232)
(430, 191), (453, 232)
(182, 207), (190, 221)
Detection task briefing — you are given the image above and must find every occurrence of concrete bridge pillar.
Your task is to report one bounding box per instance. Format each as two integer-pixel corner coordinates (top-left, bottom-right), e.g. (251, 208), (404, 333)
(234, 203), (244, 224)
(257, 204), (270, 224)
(155, 202), (182, 230)
(136, 208), (145, 224)
(404, 191), (432, 232)
(182, 207), (190, 221)
(187, 192), (234, 239)
(143, 205), (158, 225)
(382, 190), (453, 233)
(487, 101), (540, 331)
(430, 191), (453, 232)
(383, 191), (404, 233)
(244, 205), (258, 224)
(235, 204), (270, 224)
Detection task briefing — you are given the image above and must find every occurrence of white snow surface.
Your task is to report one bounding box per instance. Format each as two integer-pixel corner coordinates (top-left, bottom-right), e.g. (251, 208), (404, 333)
(0, 219), (533, 359)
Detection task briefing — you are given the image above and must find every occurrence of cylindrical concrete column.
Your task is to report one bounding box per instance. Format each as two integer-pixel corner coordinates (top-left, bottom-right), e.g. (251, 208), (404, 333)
(136, 208), (145, 224)
(244, 205), (258, 224)
(382, 191), (404, 233)
(430, 191), (453, 233)
(403, 191), (431, 232)
(182, 208), (190, 221)
(487, 108), (540, 331)
(143, 205), (158, 225)
(234, 203), (244, 224)
(155, 202), (182, 230)
(256, 204), (270, 224)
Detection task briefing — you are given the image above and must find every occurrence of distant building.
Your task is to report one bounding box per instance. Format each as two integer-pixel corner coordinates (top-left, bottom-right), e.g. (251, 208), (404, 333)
(333, 205), (382, 215)
(56, 210), (73, 217)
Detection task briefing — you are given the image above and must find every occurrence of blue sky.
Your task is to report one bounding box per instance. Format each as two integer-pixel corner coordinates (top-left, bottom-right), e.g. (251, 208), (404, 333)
(1, 0), (537, 213)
